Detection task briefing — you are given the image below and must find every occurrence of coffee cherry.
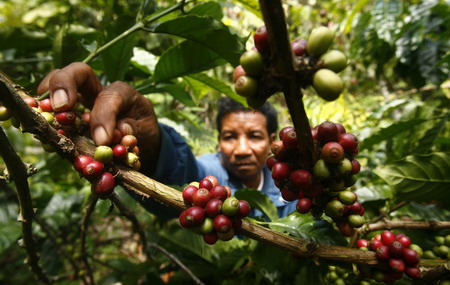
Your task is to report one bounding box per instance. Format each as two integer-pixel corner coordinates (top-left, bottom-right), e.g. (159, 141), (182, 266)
(389, 258), (405, 273)
(234, 75), (258, 98)
(266, 156), (279, 171)
(237, 200), (251, 218)
(338, 158), (352, 175)
(213, 214), (232, 233)
(39, 98), (53, 112)
(209, 185), (229, 201)
(23, 96), (39, 108)
(192, 188), (211, 207)
(217, 228), (235, 241)
(396, 235), (411, 248)
(369, 239), (383, 251)
(291, 39), (307, 56)
(280, 186), (298, 202)
(239, 50), (264, 77)
(404, 266), (421, 279)
(388, 241), (404, 258)
(348, 214), (365, 228)
(338, 190), (357, 205)
(376, 245), (390, 261)
(325, 200), (344, 219)
(381, 231), (396, 246)
(356, 239), (369, 249)
(199, 178), (214, 191)
(55, 111), (76, 125)
(313, 159), (331, 180)
(317, 121), (339, 143)
(0, 106), (12, 121)
(347, 201), (362, 214)
(203, 176), (219, 188)
(199, 217), (214, 234)
(125, 152), (140, 170)
(121, 135), (138, 149)
(232, 65), (246, 82)
(319, 50), (347, 73)
(289, 169), (312, 188)
(222, 196), (240, 217)
(41, 112), (54, 124)
(271, 140), (288, 159)
(296, 198), (312, 214)
(384, 269), (403, 282)
(94, 145), (113, 164)
(231, 217), (242, 231)
(279, 126), (295, 141)
(179, 210), (191, 228)
(281, 129), (298, 150)
(203, 232), (218, 245)
(83, 161), (104, 179)
(321, 142), (344, 163)
(337, 221), (355, 237)
(73, 155), (94, 173)
(182, 185), (198, 205)
(204, 198), (223, 217)
(253, 26), (269, 54)
(271, 162), (291, 181)
(112, 144), (127, 161)
(409, 244), (423, 257)
(403, 248), (420, 266)
(335, 123), (346, 134)
(351, 160), (361, 174)
(307, 26), (335, 57)
(338, 133), (358, 153)
(91, 172), (115, 199)
(313, 69), (344, 101)
(184, 206), (205, 227)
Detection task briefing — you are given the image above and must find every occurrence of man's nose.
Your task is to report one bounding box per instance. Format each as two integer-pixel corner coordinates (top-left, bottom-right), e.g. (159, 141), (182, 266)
(235, 137), (252, 156)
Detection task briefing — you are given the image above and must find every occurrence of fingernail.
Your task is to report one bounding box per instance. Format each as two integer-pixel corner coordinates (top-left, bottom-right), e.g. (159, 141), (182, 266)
(93, 126), (109, 145)
(119, 123), (133, 135)
(51, 89), (69, 110)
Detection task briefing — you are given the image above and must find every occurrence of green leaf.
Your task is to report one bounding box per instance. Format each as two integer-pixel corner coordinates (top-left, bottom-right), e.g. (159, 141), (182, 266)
(236, 0), (262, 18)
(374, 152), (450, 202)
(234, 189), (279, 221)
(413, 115), (448, 154)
(0, 222), (21, 254)
(360, 118), (428, 150)
(186, 73), (248, 106)
(53, 24), (89, 68)
(154, 14), (246, 66)
(188, 2), (223, 20)
(392, 203), (450, 221)
(158, 84), (195, 107)
(268, 212), (347, 246)
(154, 40), (226, 83)
(354, 185), (393, 203)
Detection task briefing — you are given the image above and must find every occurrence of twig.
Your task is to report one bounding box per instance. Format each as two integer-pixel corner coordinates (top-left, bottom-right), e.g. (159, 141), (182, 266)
(80, 195), (99, 285)
(360, 220), (450, 235)
(0, 126), (50, 284)
(148, 242), (205, 285)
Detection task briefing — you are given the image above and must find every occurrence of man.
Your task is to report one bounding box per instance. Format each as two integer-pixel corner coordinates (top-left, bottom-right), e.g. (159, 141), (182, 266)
(38, 62), (297, 218)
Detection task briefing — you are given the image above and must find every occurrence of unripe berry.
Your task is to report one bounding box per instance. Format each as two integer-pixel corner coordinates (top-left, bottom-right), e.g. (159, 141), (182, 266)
(312, 69), (344, 101)
(348, 214), (365, 228)
(307, 26), (335, 57)
(199, 217), (214, 234)
(239, 50), (264, 77)
(338, 190), (357, 205)
(313, 159), (331, 180)
(222, 196), (240, 217)
(325, 200), (344, 219)
(94, 145), (113, 164)
(0, 106), (12, 121)
(234, 75), (258, 98)
(321, 142), (344, 163)
(91, 172), (115, 199)
(319, 50), (347, 73)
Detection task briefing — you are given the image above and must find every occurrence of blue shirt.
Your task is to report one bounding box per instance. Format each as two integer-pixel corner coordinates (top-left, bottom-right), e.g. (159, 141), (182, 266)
(134, 124), (297, 219)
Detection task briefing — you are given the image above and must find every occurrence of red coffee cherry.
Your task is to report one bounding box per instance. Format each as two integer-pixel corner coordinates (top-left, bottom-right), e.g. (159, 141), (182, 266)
(403, 248), (420, 266)
(184, 206), (205, 227)
(291, 39), (307, 56)
(231, 217), (242, 231)
(337, 221), (355, 237)
(356, 239), (369, 249)
(55, 111), (76, 125)
(381, 231), (396, 246)
(237, 200), (251, 218)
(23, 96), (39, 108)
(279, 126), (295, 141)
(404, 266), (421, 279)
(338, 133), (358, 153)
(209, 185), (229, 201)
(182, 185), (198, 206)
(232, 65), (246, 82)
(217, 228), (235, 241)
(347, 201), (362, 214)
(388, 241), (404, 258)
(396, 235), (412, 248)
(113, 144), (128, 161)
(179, 210), (191, 228)
(253, 26), (270, 54)
(369, 239), (383, 251)
(199, 178), (214, 191)
(192, 188), (211, 207)
(271, 140), (288, 159)
(321, 142), (344, 163)
(296, 197), (312, 214)
(82, 161), (104, 180)
(204, 176), (219, 188)
(39, 98), (53, 112)
(389, 258), (405, 273)
(376, 245), (390, 261)
(266, 156), (279, 171)
(203, 232), (218, 245)
(204, 198), (223, 217)
(335, 123), (346, 134)
(213, 214), (232, 233)
(73, 155), (94, 173)
(91, 172), (115, 199)
(281, 129), (298, 150)
(289, 169), (312, 188)
(351, 160), (361, 174)
(271, 162), (291, 181)
(281, 186), (298, 202)
(121, 135), (138, 149)
(111, 129), (122, 145)
(317, 121), (339, 143)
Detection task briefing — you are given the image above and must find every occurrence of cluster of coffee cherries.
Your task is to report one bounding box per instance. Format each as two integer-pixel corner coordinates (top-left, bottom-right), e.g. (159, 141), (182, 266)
(356, 231), (422, 282)
(179, 176), (251, 245)
(323, 265), (352, 285)
(422, 234), (450, 260)
(233, 25), (348, 108)
(267, 121), (364, 236)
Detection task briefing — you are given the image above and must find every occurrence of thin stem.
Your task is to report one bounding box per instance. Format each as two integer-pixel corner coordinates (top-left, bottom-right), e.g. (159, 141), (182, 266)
(80, 195), (99, 285)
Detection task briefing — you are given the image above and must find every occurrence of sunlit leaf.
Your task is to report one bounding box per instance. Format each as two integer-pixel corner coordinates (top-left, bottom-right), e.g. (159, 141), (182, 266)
(188, 2), (223, 20)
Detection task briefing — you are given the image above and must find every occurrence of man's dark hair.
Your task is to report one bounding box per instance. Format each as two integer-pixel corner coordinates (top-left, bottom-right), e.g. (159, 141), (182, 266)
(216, 97), (278, 135)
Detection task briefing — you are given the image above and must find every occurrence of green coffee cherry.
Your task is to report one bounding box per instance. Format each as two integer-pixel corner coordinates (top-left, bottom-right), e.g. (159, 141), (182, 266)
(222, 196), (240, 216)
(239, 50), (264, 77)
(338, 190), (357, 205)
(445, 235), (450, 246)
(348, 214), (365, 228)
(313, 159), (331, 180)
(0, 106), (12, 121)
(313, 69), (344, 101)
(234, 76), (258, 98)
(325, 200), (344, 219)
(436, 236), (445, 245)
(94, 145), (113, 164)
(320, 50), (347, 73)
(307, 26), (335, 57)
(199, 217), (214, 234)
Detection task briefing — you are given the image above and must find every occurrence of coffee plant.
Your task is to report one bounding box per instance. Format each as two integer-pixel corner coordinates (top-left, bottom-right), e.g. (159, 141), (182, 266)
(0, 0), (449, 284)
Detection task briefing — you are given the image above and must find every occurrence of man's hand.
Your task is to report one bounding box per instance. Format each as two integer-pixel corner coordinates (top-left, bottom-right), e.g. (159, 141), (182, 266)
(37, 62), (161, 174)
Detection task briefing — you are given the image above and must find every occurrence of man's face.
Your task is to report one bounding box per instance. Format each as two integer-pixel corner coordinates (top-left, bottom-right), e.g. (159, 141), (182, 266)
(218, 111), (274, 182)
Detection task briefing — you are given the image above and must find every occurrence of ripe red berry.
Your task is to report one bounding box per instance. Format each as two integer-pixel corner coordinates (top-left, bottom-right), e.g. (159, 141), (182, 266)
(291, 39), (307, 56)
(192, 188), (211, 207)
(209, 185), (229, 201)
(204, 176), (219, 187)
(73, 155), (93, 173)
(82, 161), (104, 180)
(113, 144), (127, 161)
(376, 245), (390, 261)
(178, 209), (191, 228)
(351, 160), (361, 174)
(321, 142), (345, 163)
(231, 217), (242, 231)
(369, 239), (383, 251)
(389, 258), (405, 273)
(279, 126), (295, 140)
(199, 178), (214, 191)
(402, 248), (420, 266)
(388, 241), (404, 258)
(381, 231), (396, 246)
(111, 129), (122, 145)
(121, 134), (138, 149)
(337, 221), (355, 237)
(296, 198), (312, 214)
(55, 111), (76, 125)
(317, 121), (339, 143)
(356, 239), (369, 249)
(271, 140), (288, 159)
(396, 235), (412, 248)
(39, 98), (53, 112)
(271, 162), (291, 181)
(281, 187), (298, 202)
(182, 185), (198, 205)
(253, 26), (269, 54)
(237, 200), (251, 218)
(204, 198), (223, 217)
(203, 232), (218, 245)
(347, 201), (362, 214)
(338, 133), (358, 153)
(23, 96), (38, 108)
(213, 214), (232, 233)
(282, 129), (298, 150)
(184, 206), (205, 227)
(289, 169), (313, 188)
(404, 266), (421, 279)
(91, 172), (115, 199)
(266, 156), (279, 171)
(335, 123), (346, 134)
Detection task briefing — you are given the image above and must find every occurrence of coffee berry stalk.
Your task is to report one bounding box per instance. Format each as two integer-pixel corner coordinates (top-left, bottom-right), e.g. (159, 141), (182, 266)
(267, 121), (364, 236)
(179, 176), (251, 245)
(356, 231), (422, 282)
